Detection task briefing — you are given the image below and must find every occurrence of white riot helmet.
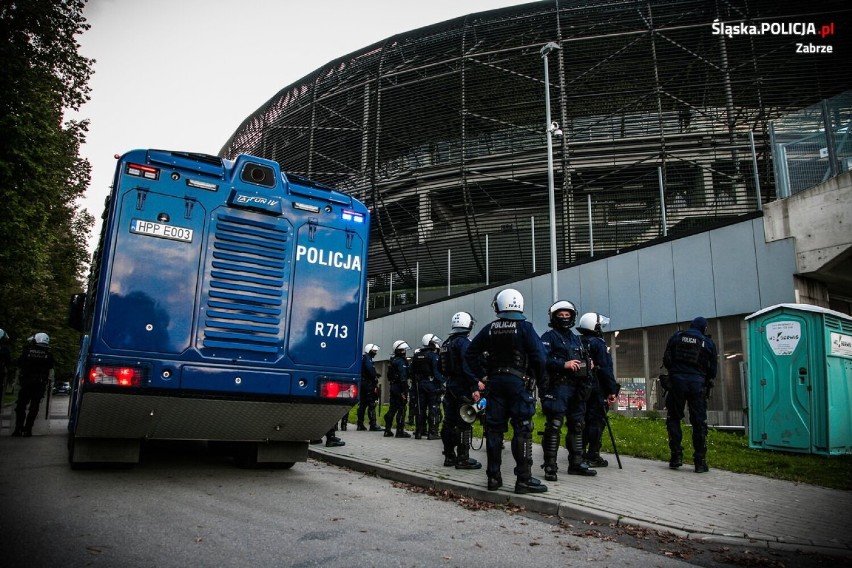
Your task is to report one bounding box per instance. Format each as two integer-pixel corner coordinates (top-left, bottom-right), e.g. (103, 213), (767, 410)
(421, 333), (441, 349)
(392, 340), (410, 354)
(450, 311), (475, 333)
(34, 332), (50, 346)
(492, 288), (525, 320)
(577, 312), (610, 336)
(0, 329), (8, 342)
(548, 300), (577, 330)
(364, 343), (379, 355)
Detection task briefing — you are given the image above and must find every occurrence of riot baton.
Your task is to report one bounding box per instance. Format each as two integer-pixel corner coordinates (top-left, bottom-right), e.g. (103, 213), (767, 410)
(603, 404), (622, 469)
(44, 379), (52, 420)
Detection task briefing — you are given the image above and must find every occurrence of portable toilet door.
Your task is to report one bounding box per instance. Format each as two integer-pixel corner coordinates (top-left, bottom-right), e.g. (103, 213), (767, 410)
(747, 305), (815, 453)
(746, 303), (852, 455)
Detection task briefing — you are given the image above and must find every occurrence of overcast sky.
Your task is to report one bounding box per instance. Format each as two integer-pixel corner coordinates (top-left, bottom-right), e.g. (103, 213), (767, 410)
(70, 0), (526, 252)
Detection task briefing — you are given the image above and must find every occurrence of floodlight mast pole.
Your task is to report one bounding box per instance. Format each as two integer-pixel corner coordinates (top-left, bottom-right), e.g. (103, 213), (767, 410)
(541, 41), (561, 304)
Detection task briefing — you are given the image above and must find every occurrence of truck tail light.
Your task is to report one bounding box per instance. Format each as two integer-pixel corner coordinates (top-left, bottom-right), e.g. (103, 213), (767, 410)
(88, 365), (144, 386)
(319, 381), (358, 399)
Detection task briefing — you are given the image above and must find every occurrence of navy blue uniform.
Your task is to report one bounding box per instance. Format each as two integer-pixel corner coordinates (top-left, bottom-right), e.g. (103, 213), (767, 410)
(356, 352), (381, 430)
(663, 317), (718, 470)
(540, 327), (595, 477)
(439, 332), (481, 468)
(13, 342), (54, 436)
(384, 354), (411, 437)
(579, 332), (619, 465)
(0, 338), (10, 398)
(466, 318), (546, 489)
(410, 347), (446, 439)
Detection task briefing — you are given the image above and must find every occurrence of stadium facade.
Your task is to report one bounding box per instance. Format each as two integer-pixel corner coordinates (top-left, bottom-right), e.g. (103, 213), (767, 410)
(221, 0), (851, 426)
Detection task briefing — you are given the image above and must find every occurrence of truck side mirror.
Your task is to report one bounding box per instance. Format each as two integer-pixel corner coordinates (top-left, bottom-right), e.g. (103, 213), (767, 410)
(68, 293), (86, 333)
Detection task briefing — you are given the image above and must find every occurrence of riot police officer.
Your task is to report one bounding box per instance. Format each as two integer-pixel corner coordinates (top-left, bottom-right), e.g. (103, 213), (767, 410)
(439, 312), (484, 469)
(357, 343), (384, 431)
(663, 316), (717, 473)
(0, 329), (11, 398)
(384, 340), (412, 438)
(12, 333), (54, 437)
(540, 301), (597, 480)
(411, 333), (445, 439)
(466, 289), (548, 494)
(576, 312), (620, 468)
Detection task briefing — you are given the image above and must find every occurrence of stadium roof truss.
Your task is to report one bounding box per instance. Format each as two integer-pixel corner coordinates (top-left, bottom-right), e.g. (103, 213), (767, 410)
(221, 0), (851, 296)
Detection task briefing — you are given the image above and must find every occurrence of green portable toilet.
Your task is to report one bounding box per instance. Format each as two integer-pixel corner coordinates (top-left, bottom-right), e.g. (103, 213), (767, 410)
(746, 303), (852, 455)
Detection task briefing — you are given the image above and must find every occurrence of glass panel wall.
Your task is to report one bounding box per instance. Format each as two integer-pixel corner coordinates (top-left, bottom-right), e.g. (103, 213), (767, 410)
(605, 315), (747, 426)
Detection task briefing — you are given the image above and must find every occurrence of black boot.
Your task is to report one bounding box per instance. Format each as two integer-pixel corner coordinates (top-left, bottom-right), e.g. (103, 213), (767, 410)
(368, 406), (383, 430)
(669, 451), (683, 469)
(395, 428), (411, 438)
(585, 454), (609, 468)
(455, 429), (481, 469)
(340, 419), (348, 431)
(443, 452), (457, 467)
(515, 476), (548, 494)
(567, 432), (596, 476)
(357, 423), (367, 431)
(12, 414), (25, 437)
(694, 459), (709, 473)
(325, 436), (345, 447)
(485, 430), (504, 490)
(513, 428), (548, 494)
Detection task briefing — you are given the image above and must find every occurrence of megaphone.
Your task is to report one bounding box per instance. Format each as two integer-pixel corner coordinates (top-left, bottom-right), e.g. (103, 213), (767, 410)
(459, 398), (486, 424)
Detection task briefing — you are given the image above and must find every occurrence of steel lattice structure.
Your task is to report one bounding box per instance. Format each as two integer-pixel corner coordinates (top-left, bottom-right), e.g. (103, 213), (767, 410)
(221, 0), (851, 310)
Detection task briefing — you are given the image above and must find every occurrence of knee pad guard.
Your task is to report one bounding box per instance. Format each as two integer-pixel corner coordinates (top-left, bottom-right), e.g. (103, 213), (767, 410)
(544, 416), (563, 432)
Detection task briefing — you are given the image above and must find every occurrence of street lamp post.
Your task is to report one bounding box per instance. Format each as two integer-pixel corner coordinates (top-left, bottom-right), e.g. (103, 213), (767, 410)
(541, 41), (561, 303)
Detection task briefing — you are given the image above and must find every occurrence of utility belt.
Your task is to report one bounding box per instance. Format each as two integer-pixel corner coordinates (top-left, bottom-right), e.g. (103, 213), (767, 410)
(491, 367), (527, 380)
(415, 375), (435, 383)
(550, 373), (586, 385)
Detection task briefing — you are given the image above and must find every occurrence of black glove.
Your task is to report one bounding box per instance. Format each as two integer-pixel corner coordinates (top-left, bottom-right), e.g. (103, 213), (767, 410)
(705, 380), (714, 400)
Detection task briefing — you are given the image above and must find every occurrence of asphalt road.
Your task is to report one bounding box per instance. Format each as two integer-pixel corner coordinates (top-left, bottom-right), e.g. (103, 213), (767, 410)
(0, 432), (710, 568)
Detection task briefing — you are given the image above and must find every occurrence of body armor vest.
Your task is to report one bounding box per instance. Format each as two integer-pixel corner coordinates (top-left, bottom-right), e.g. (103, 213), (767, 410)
(486, 321), (527, 377)
(672, 332), (707, 366)
(411, 351), (432, 380)
(440, 339), (458, 377)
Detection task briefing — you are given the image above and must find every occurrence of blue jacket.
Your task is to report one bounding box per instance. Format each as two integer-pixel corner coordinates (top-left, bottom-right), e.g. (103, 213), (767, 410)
(579, 332), (620, 396)
(440, 332), (478, 394)
(361, 353), (378, 384)
(541, 327), (587, 385)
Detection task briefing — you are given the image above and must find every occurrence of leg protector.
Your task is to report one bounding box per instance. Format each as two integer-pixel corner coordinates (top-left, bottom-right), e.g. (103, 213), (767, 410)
(511, 421), (533, 480)
(567, 432), (597, 476)
(541, 417), (562, 480)
(666, 416), (683, 461)
(12, 409), (25, 436)
(485, 429), (504, 479)
(455, 427), (481, 469)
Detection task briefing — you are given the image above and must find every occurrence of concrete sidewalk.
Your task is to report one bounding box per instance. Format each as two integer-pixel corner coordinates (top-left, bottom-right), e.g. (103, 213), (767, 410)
(310, 427), (852, 558)
(4, 396), (850, 558)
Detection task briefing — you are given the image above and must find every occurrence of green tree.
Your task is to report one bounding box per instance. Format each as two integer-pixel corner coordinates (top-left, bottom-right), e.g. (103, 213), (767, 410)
(0, 0), (94, 379)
